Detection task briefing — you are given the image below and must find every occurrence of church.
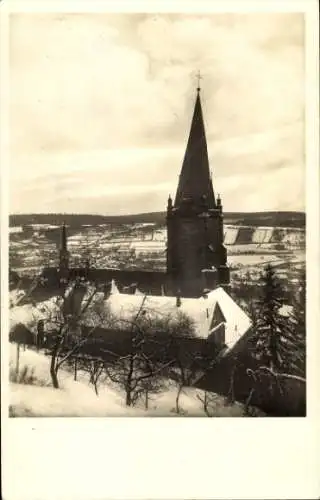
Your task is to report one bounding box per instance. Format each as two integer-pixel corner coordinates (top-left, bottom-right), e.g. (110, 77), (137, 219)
(11, 82), (252, 358)
(40, 82), (230, 299)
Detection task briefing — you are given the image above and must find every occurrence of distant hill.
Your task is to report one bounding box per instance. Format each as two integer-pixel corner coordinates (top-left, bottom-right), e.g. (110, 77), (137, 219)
(9, 211), (305, 229)
(223, 211), (305, 228)
(9, 212), (165, 227)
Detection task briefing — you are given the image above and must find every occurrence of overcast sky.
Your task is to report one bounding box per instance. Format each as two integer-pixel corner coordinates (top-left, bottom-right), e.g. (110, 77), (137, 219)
(9, 12), (305, 215)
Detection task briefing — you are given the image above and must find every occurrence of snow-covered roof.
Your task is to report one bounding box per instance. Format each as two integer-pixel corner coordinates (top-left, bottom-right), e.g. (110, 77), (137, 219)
(9, 226), (23, 233)
(9, 280), (118, 334)
(206, 288), (252, 348)
(92, 286), (251, 348)
(10, 296), (62, 333)
(9, 284), (251, 350)
(10, 304), (37, 330)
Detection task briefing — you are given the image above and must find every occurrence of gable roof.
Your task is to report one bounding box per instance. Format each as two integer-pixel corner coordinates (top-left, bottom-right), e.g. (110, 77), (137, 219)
(9, 286), (251, 351)
(210, 302), (227, 330)
(88, 286), (251, 349)
(206, 288), (252, 349)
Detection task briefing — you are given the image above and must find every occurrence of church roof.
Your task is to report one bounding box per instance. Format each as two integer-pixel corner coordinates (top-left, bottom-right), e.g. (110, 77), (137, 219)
(86, 286), (251, 349)
(39, 266), (170, 295)
(9, 286), (251, 351)
(174, 89), (216, 208)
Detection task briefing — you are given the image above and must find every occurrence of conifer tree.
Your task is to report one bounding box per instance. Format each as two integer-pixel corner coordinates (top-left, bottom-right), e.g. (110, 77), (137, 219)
(289, 269), (306, 376)
(252, 264), (305, 375)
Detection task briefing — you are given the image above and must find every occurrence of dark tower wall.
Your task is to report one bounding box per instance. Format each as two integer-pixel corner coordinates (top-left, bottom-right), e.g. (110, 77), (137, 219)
(167, 200), (229, 297)
(166, 88), (229, 298)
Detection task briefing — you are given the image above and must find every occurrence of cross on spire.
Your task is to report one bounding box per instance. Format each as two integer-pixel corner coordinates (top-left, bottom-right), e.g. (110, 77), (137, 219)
(196, 70), (202, 92)
(174, 74), (216, 208)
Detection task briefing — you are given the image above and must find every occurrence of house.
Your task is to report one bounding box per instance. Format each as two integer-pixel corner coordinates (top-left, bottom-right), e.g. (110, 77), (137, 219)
(10, 282), (251, 356)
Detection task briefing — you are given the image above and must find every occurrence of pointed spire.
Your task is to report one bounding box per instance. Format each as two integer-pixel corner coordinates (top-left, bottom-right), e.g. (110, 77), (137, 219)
(174, 87), (216, 208)
(59, 221), (69, 277)
(196, 70), (202, 93)
(61, 222), (67, 251)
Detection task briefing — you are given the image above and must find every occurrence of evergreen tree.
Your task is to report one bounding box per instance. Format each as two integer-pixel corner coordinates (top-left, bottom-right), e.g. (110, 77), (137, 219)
(252, 264), (305, 375)
(289, 269), (306, 376)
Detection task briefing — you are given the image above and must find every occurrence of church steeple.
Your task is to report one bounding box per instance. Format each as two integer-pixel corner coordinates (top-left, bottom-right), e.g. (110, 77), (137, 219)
(59, 222), (69, 278)
(174, 86), (216, 209)
(60, 222), (67, 252)
(166, 80), (229, 297)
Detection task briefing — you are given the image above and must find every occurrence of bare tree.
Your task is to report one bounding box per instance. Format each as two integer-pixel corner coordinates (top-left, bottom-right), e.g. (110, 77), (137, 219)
(88, 359), (105, 395)
(137, 309), (206, 414)
(154, 313), (203, 415)
(73, 356), (106, 395)
(140, 371), (166, 410)
(196, 391), (222, 417)
(100, 300), (201, 409)
(42, 290), (172, 403)
(40, 232), (116, 389)
(103, 297), (165, 407)
(170, 348), (201, 415)
(43, 279), (113, 389)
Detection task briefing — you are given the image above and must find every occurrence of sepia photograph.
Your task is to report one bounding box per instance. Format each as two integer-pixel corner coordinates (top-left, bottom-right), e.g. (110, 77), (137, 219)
(7, 9), (307, 418)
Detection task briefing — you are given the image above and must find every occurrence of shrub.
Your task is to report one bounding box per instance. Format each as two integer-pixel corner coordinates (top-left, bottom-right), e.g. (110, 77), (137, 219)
(9, 404), (34, 417)
(9, 364), (50, 386)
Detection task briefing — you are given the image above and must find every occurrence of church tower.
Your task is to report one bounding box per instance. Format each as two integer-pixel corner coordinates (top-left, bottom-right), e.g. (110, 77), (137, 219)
(166, 82), (229, 298)
(59, 222), (70, 280)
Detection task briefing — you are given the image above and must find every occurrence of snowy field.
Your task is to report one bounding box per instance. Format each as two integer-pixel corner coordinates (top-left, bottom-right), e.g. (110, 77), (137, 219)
(228, 254), (285, 267)
(9, 221), (305, 278)
(64, 226), (305, 248)
(228, 251), (305, 268)
(9, 345), (249, 418)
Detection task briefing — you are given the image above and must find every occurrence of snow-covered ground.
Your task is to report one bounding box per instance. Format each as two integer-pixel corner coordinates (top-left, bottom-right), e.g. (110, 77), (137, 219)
(227, 254), (284, 267)
(9, 345), (247, 417)
(9, 226), (23, 234)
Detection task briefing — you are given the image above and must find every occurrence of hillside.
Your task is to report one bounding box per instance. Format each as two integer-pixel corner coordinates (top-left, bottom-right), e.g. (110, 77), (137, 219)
(9, 345), (251, 417)
(10, 211), (305, 228)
